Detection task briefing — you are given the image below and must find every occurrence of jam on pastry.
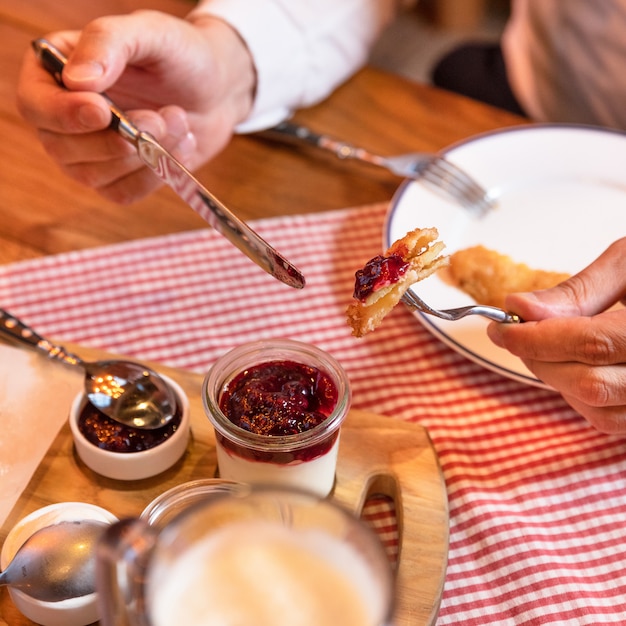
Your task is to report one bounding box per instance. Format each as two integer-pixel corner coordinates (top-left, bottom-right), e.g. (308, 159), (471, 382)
(346, 227), (449, 337)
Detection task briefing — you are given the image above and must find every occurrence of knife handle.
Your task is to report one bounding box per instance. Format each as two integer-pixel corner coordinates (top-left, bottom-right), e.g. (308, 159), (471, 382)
(32, 38), (140, 144)
(33, 40), (64, 83)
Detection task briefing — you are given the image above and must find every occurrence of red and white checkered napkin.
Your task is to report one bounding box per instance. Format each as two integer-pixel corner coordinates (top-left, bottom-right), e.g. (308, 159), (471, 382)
(1, 203), (625, 625)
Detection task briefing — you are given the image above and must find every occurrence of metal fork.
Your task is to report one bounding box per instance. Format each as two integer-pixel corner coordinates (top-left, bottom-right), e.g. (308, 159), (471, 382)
(402, 290), (522, 323)
(258, 121), (494, 215)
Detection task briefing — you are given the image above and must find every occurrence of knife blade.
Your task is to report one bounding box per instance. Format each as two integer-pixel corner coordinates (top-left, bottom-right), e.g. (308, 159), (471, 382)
(32, 38), (305, 289)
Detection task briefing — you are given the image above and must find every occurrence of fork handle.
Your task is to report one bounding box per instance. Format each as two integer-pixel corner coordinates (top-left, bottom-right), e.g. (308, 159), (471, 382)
(258, 121), (384, 167)
(259, 121), (325, 147)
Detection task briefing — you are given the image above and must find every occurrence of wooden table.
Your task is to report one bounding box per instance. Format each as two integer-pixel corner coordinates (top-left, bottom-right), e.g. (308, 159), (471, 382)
(0, 1), (527, 624)
(0, 0), (525, 266)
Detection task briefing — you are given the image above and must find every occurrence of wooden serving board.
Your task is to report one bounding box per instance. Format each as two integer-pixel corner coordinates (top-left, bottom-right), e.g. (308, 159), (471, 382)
(0, 349), (448, 626)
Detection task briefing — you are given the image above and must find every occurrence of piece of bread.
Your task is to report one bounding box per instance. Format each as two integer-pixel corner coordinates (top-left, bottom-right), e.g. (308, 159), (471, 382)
(346, 227), (449, 337)
(449, 245), (570, 309)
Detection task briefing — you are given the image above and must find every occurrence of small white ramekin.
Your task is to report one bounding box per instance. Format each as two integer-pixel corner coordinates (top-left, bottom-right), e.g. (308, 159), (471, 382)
(69, 374), (190, 480)
(0, 502), (118, 626)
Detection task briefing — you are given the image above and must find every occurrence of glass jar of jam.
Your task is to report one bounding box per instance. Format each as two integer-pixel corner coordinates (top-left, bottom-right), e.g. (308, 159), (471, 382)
(202, 339), (351, 497)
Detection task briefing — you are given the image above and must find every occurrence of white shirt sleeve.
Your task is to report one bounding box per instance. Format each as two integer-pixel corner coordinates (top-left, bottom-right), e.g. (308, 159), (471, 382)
(188, 0), (399, 131)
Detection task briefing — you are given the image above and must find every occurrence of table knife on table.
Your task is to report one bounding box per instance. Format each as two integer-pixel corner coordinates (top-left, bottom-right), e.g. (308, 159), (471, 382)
(31, 38), (305, 290)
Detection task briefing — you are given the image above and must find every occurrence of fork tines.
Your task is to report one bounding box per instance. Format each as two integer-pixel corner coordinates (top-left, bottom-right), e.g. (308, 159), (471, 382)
(420, 157), (493, 215)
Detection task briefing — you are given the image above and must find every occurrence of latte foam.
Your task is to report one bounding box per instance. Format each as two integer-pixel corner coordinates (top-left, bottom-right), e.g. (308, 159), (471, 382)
(148, 520), (387, 626)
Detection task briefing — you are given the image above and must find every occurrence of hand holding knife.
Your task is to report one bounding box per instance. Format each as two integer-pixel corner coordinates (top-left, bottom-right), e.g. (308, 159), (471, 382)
(31, 38), (305, 290)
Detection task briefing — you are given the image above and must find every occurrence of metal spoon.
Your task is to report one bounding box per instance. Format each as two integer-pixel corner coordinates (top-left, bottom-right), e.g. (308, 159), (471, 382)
(0, 520), (108, 602)
(0, 308), (176, 429)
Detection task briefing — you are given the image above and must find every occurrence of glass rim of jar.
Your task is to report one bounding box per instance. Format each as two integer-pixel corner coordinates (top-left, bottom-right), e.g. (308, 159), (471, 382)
(202, 339), (352, 452)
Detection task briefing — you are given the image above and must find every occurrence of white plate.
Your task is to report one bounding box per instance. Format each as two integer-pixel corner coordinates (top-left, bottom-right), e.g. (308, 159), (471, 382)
(385, 124), (626, 388)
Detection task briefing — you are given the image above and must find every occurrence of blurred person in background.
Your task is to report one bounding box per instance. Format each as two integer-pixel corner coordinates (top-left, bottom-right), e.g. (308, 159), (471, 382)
(432, 0), (626, 129)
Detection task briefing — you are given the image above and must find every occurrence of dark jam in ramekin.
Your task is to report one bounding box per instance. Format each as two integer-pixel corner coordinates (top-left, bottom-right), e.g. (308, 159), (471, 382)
(217, 359), (339, 464)
(78, 401), (182, 453)
(353, 254), (409, 302)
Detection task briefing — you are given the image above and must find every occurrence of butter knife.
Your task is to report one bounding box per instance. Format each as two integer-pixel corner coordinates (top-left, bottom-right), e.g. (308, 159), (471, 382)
(32, 38), (305, 289)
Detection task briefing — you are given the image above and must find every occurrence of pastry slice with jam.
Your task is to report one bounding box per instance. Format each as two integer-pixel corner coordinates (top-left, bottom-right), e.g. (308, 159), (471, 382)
(346, 227), (448, 337)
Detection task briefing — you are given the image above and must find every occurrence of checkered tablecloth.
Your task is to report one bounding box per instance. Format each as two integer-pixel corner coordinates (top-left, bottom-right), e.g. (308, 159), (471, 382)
(1, 203), (625, 625)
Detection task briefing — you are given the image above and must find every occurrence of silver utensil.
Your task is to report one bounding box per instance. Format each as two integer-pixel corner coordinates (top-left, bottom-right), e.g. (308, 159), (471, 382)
(31, 38), (305, 290)
(259, 121), (494, 215)
(0, 520), (107, 602)
(0, 308), (177, 429)
(402, 290), (521, 323)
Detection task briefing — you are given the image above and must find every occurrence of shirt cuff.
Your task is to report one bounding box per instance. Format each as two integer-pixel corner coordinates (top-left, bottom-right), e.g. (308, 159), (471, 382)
(188, 0), (310, 132)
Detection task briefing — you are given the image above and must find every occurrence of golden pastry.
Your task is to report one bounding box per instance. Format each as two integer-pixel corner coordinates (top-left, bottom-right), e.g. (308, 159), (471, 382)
(346, 227), (449, 337)
(449, 245), (570, 309)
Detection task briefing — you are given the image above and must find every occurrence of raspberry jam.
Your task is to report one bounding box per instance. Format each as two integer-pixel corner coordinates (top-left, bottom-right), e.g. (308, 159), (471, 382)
(353, 254), (409, 301)
(78, 401), (182, 453)
(218, 360), (339, 463)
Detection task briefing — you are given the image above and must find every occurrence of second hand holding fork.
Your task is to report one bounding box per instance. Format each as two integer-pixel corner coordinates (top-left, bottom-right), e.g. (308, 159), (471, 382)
(259, 121), (494, 215)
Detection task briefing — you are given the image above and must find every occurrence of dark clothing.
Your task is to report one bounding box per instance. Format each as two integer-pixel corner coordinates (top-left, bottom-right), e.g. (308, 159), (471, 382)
(431, 43), (527, 117)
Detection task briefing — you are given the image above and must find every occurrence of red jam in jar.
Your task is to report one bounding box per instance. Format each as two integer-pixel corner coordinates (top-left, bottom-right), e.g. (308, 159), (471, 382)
(219, 360), (338, 436)
(78, 402), (182, 453)
(353, 254), (409, 302)
(217, 360), (340, 463)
